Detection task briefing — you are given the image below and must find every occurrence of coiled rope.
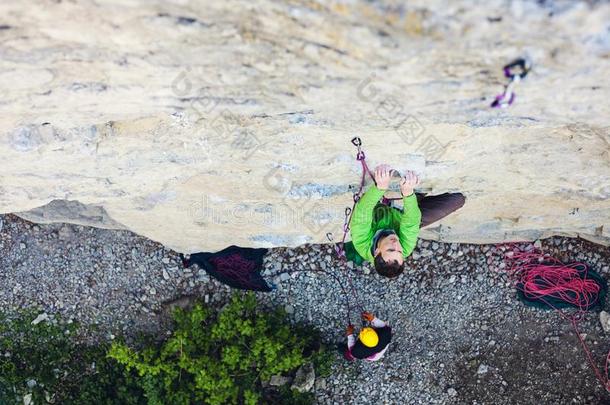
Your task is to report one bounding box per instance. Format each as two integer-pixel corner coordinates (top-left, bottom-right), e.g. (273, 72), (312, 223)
(496, 243), (610, 392)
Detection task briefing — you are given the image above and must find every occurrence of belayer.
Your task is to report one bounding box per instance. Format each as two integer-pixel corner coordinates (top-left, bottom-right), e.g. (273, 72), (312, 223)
(344, 312), (391, 361)
(345, 164), (466, 278)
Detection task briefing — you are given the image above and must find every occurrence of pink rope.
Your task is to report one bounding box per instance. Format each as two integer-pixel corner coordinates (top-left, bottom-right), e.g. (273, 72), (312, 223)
(493, 243), (610, 392)
(325, 137), (409, 324)
(328, 137), (400, 260)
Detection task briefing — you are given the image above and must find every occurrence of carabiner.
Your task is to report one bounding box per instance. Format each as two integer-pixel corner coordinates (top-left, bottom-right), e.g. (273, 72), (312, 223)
(351, 137), (362, 147)
(503, 58), (531, 80)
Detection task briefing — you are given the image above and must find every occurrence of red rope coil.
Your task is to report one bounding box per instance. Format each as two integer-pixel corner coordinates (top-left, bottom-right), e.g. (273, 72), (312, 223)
(495, 243), (610, 392)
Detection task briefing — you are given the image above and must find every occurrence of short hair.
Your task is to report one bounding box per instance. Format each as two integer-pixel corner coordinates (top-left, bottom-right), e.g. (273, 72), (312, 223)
(374, 253), (404, 278)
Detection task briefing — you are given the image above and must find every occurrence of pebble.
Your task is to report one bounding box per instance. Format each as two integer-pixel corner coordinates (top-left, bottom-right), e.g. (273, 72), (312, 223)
(162, 269), (170, 280)
(477, 364), (489, 375)
(447, 388), (457, 397)
(31, 313), (49, 325)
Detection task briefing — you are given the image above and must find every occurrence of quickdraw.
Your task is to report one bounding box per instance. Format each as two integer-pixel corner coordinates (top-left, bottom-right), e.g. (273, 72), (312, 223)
(491, 58), (532, 108)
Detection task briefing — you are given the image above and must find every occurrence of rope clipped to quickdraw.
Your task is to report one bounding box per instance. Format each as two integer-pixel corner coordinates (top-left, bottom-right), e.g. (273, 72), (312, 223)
(491, 58), (532, 108)
(325, 136), (406, 325)
(326, 137), (401, 261)
(324, 137), (405, 326)
(495, 243), (610, 392)
(328, 137), (369, 259)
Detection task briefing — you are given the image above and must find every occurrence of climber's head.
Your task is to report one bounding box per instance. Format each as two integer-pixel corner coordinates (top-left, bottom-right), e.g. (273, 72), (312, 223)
(373, 233), (404, 278)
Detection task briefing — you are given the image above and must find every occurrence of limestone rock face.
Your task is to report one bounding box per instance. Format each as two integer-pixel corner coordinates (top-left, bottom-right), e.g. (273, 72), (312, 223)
(1, 0), (609, 252)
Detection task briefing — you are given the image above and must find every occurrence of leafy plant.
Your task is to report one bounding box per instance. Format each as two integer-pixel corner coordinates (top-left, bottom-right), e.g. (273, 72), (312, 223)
(109, 292), (333, 405)
(0, 293), (334, 404)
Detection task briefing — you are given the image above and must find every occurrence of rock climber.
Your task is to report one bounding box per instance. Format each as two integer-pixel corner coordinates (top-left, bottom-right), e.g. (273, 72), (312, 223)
(344, 311), (391, 361)
(346, 164), (466, 278)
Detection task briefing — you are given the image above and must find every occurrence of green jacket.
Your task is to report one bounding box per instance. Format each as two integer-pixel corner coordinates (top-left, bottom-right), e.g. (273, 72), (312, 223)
(350, 185), (422, 264)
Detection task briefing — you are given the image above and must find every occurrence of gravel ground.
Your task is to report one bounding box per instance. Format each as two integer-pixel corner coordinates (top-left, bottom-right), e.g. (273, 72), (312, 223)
(0, 214), (234, 341)
(1, 213), (609, 404)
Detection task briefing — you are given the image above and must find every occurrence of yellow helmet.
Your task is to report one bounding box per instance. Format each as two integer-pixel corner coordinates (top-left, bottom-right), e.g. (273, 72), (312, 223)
(359, 327), (379, 347)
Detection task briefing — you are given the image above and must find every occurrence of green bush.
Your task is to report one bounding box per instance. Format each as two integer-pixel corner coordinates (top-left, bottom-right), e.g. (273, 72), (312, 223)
(0, 311), (143, 405)
(0, 294), (333, 404)
(109, 292), (333, 405)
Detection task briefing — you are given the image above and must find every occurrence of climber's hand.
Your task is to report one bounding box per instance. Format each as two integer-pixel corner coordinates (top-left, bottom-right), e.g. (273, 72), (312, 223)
(346, 324), (354, 336)
(361, 312), (375, 322)
(374, 164), (392, 191)
(400, 170), (420, 197)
